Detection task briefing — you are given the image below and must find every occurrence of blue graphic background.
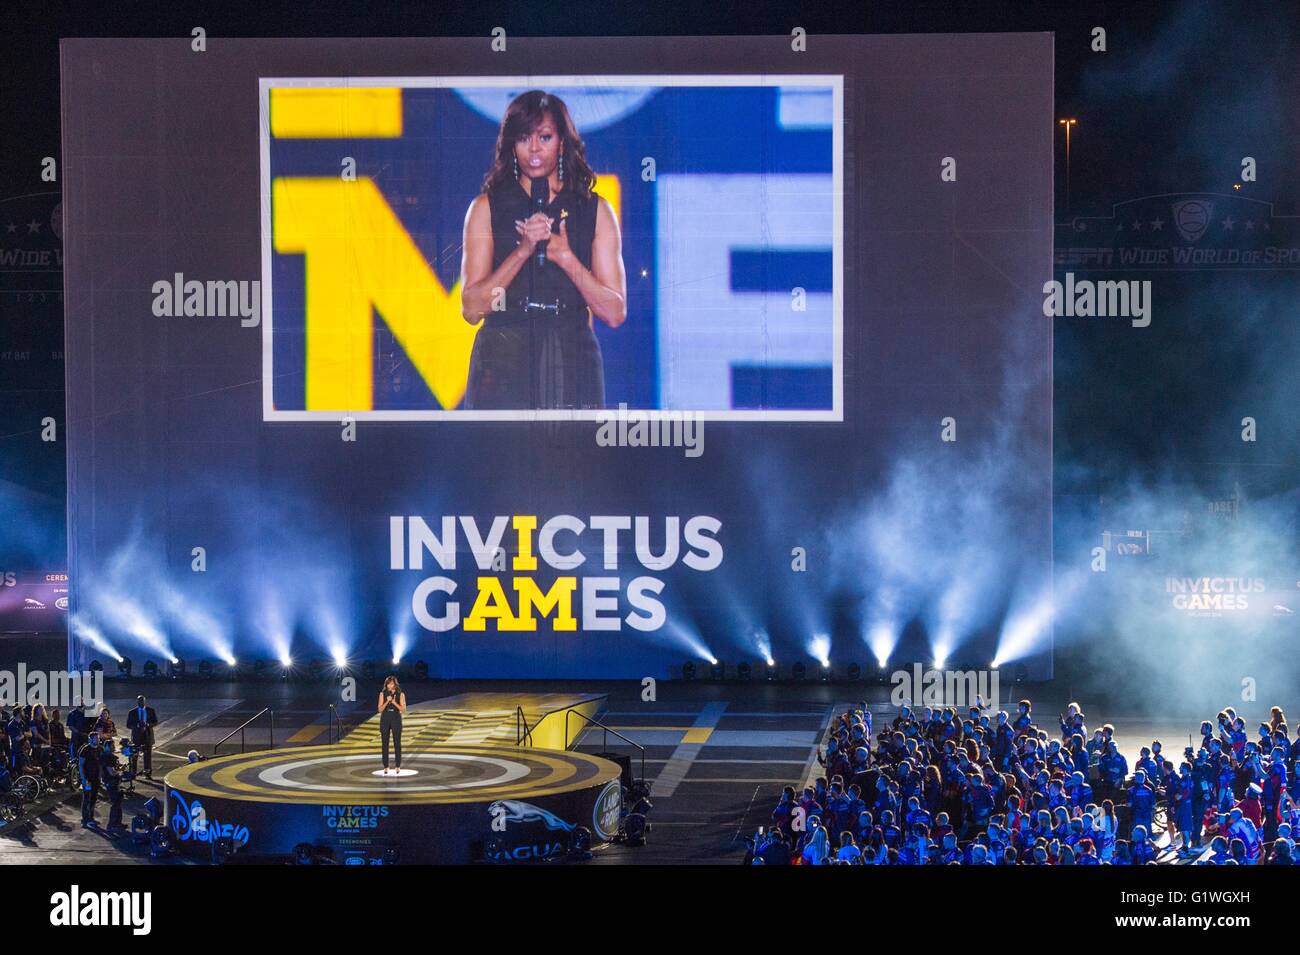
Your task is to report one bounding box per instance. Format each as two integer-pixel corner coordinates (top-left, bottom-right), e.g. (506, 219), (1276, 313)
(269, 85), (836, 411)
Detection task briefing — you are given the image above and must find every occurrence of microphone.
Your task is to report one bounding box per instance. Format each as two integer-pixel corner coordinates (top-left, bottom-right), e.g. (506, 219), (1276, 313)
(530, 175), (549, 269)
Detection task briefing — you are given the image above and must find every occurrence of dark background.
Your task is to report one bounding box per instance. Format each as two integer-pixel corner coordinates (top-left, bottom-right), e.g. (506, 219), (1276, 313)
(2, 1), (1297, 699)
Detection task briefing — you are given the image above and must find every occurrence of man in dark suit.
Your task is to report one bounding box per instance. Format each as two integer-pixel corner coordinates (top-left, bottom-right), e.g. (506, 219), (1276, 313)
(125, 695), (158, 779)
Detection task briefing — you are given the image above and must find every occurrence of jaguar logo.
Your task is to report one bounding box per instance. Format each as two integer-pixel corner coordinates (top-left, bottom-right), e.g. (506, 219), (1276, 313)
(487, 799), (575, 832)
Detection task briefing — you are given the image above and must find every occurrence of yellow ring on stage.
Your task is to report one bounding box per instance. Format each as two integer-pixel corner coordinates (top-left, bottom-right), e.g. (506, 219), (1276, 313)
(165, 743), (616, 806)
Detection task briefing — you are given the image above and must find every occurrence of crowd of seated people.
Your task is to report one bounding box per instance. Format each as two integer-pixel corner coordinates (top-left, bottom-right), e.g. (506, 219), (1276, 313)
(746, 698), (1297, 865)
(1, 703), (70, 784)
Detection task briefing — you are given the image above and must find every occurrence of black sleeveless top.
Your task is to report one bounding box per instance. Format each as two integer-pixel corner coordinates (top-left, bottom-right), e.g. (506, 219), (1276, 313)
(486, 177), (598, 316)
(382, 690), (401, 713)
(463, 179), (606, 410)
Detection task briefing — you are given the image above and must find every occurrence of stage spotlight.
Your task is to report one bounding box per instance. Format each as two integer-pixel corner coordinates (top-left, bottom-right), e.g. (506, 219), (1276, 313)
(846, 662), (861, 682)
(117, 657), (133, 678)
(149, 825), (174, 859)
(765, 659), (778, 682)
(623, 813), (648, 846)
(198, 659), (214, 680)
(682, 661), (696, 681)
(211, 835), (236, 865)
(568, 826), (594, 861)
(132, 797), (163, 844)
(279, 651), (293, 668)
(709, 660), (724, 681)
(820, 661), (832, 683)
(332, 649), (349, 670)
(142, 660), (158, 679)
(791, 662), (806, 682)
(621, 784), (653, 847)
(413, 660), (429, 680)
(736, 661), (751, 682)
(130, 814), (154, 843)
(167, 658), (186, 680)
(934, 656), (947, 670)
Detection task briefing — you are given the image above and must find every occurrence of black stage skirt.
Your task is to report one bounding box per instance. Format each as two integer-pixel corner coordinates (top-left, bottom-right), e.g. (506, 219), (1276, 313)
(464, 309), (605, 411)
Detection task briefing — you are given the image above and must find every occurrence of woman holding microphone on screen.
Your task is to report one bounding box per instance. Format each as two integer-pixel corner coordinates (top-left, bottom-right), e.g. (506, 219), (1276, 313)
(460, 90), (626, 410)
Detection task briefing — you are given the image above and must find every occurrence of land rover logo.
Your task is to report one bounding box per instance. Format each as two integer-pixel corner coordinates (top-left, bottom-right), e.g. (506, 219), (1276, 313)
(593, 781), (622, 841)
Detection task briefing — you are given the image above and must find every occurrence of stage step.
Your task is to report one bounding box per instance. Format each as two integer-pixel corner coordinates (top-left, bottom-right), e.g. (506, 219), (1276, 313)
(341, 692), (606, 751)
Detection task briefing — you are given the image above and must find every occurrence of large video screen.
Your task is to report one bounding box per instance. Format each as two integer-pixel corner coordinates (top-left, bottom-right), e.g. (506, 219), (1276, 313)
(62, 35), (1053, 678)
(262, 77), (842, 419)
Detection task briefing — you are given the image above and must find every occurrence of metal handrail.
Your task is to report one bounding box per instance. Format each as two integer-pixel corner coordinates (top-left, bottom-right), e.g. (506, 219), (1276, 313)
(515, 706), (534, 746)
(213, 707), (274, 755)
(515, 695), (609, 749)
(564, 710), (645, 784)
(328, 704), (343, 744)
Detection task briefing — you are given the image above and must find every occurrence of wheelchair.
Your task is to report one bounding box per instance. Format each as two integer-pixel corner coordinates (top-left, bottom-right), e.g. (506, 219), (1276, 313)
(45, 747), (80, 790)
(0, 769), (27, 823)
(10, 772), (47, 804)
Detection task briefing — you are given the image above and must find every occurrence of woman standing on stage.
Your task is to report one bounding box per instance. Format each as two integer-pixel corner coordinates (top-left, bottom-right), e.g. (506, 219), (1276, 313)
(378, 675), (406, 775)
(459, 89), (627, 410)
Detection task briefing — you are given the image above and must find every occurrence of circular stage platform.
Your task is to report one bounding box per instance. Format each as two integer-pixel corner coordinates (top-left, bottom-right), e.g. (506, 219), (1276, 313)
(164, 744), (623, 864)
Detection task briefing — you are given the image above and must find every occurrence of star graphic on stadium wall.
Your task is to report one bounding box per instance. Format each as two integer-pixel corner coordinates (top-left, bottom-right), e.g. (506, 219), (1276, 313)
(27, 220), (40, 233)
(1221, 217), (1235, 230)
(1149, 218), (1164, 230)
(5, 223), (15, 233)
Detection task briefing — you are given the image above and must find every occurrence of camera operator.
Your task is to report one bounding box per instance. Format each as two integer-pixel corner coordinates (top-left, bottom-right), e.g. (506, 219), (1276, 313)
(78, 730), (102, 828)
(125, 695), (158, 779)
(100, 736), (126, 833)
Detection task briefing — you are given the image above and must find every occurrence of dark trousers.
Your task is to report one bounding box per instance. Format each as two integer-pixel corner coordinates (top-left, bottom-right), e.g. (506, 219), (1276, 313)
(131, 743), (152, 777)
(81, 782), (100, 823)
(380, 711), (402, 769)
(106, 785), (123, 828)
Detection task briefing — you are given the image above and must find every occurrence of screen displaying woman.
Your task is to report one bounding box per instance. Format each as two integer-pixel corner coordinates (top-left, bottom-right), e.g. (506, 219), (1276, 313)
(459, 90), (627, 410)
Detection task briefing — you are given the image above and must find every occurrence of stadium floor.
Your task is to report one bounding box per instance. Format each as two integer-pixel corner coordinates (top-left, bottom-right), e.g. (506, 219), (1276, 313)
(1, 678), (1289, 865)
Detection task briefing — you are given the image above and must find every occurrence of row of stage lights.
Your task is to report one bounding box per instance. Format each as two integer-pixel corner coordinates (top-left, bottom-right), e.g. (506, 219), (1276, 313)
(680, 659), (1030, 683)
(89, 656), (434, 682)
(89, 656), (1029, 683)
